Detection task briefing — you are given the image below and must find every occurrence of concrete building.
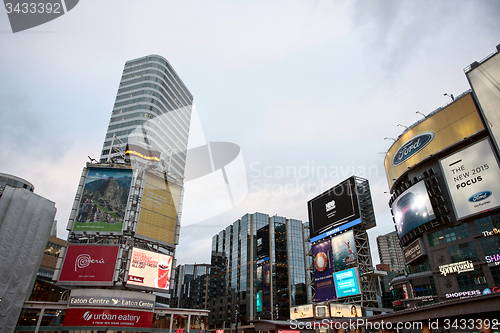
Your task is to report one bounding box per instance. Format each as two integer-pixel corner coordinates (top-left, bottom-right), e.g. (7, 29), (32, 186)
(208, 212), (311, 329)
(377, 231), (406, 274)
(0, 172), (34, 195)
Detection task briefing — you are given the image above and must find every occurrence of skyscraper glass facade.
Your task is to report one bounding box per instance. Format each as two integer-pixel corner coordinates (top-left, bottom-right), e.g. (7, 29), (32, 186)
(208, 213), (310, 328)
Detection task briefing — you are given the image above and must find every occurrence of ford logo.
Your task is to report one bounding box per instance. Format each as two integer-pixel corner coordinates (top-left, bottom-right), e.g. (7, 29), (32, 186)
(468, 191), (492, 202)
(392, 132), (434, 166)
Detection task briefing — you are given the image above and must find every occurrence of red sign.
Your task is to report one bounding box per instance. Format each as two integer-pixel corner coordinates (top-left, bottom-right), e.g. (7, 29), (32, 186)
(59, 245), (119, 283)
(63, 308), (153, 328)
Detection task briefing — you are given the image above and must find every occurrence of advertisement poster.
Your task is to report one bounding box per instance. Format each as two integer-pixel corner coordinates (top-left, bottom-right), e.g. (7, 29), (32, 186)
(127, 248), (173, 291)
(329, 303), (362, 318)
(404, 238), (425, 264)
(262, 262), (271, 312)
(136, 173), (180, 245)
(58, 245), (119, 285)
(312, 239), (336, 302)
(440, 139), (500, 220)
(391, 181), (435, 238)
(290, 304), (314, 320)
(308, 177), (359, 240)
(333, 268), (360, 298)
(63, 308), (153, 328)
(331, 230), (357, 271)
(73, 167), (132, 232)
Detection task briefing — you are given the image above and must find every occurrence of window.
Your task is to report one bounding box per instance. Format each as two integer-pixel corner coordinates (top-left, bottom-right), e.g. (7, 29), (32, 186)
(428, 224), (470, 246)
(456, 269), (487, 292)
(448, 242), (478, 262)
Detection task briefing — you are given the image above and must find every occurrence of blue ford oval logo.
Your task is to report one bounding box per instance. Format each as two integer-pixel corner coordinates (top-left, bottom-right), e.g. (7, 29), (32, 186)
(392, 132), (434, 166)
(468, 191), (492, 203)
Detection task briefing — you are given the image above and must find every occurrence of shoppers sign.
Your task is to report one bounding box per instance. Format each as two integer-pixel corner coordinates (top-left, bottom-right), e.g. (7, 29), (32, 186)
(58, 245), (119, 285)
(440, 139), (500, 220)
(127, 248), (173, 291)
(439, 260), (474, 276)
(63, 308), (153, 328)
(486, 253), (500, 267)
(68, 295), (155, 310)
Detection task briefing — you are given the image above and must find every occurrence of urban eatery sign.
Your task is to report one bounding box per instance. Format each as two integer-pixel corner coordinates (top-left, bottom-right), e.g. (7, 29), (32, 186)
(393, 132), (434, 166)
(439, 260), (474, 276)
(63, 308), (153, 328)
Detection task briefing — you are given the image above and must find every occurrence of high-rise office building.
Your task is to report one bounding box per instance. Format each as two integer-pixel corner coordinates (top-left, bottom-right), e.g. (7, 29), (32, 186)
(171, 264), (210, 309)
(99, 54), (193, 179)
(208, 213), (311, 328)
(376, 231), (405, 274)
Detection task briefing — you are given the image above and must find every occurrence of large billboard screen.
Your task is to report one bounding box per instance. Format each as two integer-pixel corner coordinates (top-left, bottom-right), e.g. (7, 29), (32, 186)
(308, 177), (360, 241)
(312, 239), (336, 302)
(73, 167), (132, 233)
(467, 53), (500, 154)
(329, 303), (362, 318)
(333, 268), (361, 298)
(384, 93), (484, 191)
(58, 245), (119, 285)
(391, 181), (436, 239)
(331, 230), (357, 272)
(127, 248), (173, 291)
(440, 139), (500, 220)
(136, 173), (180, 245)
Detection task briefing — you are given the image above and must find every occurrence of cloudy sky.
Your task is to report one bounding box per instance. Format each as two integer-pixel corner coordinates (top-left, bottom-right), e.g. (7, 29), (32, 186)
(0, 0), (499, 265)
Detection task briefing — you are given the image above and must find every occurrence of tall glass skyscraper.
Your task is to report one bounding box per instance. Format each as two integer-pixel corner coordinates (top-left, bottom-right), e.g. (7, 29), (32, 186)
(208, 213), (311, 328)
(99, 55), (193, 179)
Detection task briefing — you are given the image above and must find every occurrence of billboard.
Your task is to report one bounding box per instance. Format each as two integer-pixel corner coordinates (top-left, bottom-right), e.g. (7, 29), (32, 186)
(391, 181), (436, 239)
(404, 238), (425, 264)
(290, 304), (314, 320)
(314, 305), (330, 318)
(384, 93), (484, 191)
(312, 239), (336, 302)
(333, 268), (361, 298)
(308, 177), (360, 241)
(126, 248), (173, 291)
(331, 230), (357, 272)
(63, 308), (153, 328)
(440, 139), (500, 220)
(329, 303), (362, 318)
(73, 167), (132, 233)
(58, 245), (119, 285)
(466, 52), (500, 155)
(136, 172), (180, 245)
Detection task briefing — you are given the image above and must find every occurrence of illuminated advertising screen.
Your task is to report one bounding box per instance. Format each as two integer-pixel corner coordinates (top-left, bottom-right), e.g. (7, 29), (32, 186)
(312, 239), (336, 302)
(466, 52), (500, 154)
(58, 245), (119, 285)
(127, 248), (173, 291)
(331, 230), (357, 272)
(440, 139), (500, 220)
(315, 305), (330, 318)
(333, 268), (360, 298)
(329, 303), (362, 318)
(63, 308), (153, 328)
(73, 167), (132, 232)
(289, 304), (314, 320)
(391, 181), (436, 239)
(136, 172), (180, 245)
(308, 177), (360, 241)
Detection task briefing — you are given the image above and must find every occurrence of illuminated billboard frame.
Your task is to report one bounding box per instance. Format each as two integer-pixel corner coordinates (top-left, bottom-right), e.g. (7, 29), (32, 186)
(333, 267), (361, 298)
(71, 166), (132, 233)
(308, 176), (360, 242)
(384, 93), (484, 191)
(329, 303), (362, 318)
(290, 304), (314, 320)
(58, 244), (119, 286)
(439, 139), (500, 220)
(126, 247), (173, 292)
(391, 181), (436, 239)
(135, 172), (181, 246)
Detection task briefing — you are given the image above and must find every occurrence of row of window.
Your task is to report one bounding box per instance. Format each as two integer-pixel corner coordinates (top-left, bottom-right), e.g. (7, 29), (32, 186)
(118, 78), (191, 108)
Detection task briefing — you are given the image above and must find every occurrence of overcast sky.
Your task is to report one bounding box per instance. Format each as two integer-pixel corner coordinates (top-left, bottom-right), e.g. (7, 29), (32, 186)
(1, 0), (499, 266)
